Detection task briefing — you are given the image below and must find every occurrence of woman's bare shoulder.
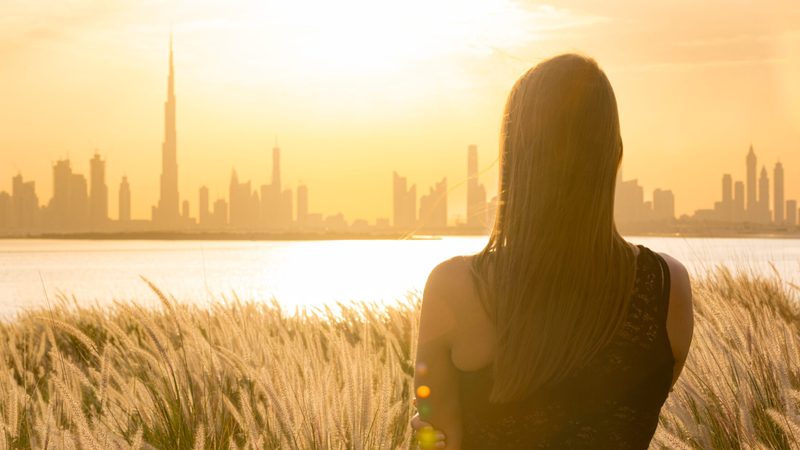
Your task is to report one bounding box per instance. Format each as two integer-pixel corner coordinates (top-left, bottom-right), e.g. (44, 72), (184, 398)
(423, 255), (484, 317)
(425, 256), (475, 299)
(419, 256), (476, 345)
(656, 252), (694, 370)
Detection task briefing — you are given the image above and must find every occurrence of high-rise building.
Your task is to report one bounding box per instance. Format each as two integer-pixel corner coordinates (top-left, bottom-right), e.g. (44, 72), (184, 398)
(419, 177), (447, 229)
(774, 161), (784, 224)
(69, 173), (89, 230)
(47, 159), (89, 230)
(89, 153), (108, 228)
(0, 192), (11, 230)
(281, 189), (293, 227)
(50, 159), (72, 228)
(12, 174), (38, 230)
(181, 200), (190, 220)
(758, 166), (770, 223)
(466, 145), (488, 228)
(229, 170), (258, 228)
(615, 179), (647, 223)
(722, 174), (732, 204)
(0, 192), (11, 229)
(393, 171), (416, 229)
(260, 145), (284, 228)
(720, 174), (733, 222)
(733, 181), (745, 222)
(118, 177), (131, 222)
(786, 200), (797, 227)
(198, 186), (209, 226)
(272, 143), (281, 194)
(212, 198), (228, 227)
(746, 145), (757, 219)
(652, 189), (675, 221)
(297, 184), (308, 227)
(253, 191), (264, 227)
(154, 35), (180, 227)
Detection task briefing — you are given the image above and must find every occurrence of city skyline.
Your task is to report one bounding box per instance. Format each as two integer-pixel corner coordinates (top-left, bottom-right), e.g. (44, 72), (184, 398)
(1, 35), (797, 234)
(2, 2), (799, 223)
(1, 32), (798, 234)
(615, 143), (800, 229)
(0, 36), (503, 232)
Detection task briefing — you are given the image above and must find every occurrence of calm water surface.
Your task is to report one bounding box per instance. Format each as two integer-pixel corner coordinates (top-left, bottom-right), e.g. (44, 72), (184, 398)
(1, 236), (799, 317)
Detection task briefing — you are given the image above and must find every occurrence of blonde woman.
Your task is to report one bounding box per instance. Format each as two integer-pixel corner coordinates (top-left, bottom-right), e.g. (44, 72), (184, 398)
(411, 54), (694, 449)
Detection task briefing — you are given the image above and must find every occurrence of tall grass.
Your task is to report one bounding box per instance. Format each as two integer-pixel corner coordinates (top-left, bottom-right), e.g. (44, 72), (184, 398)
(0, 267), (798, 449)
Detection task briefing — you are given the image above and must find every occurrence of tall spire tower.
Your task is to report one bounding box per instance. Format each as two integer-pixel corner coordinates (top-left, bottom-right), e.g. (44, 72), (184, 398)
(155, 33), (180, 226)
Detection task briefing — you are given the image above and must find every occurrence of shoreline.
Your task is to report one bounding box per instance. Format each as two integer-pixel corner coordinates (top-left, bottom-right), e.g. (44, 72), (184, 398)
(2, 229), (800, 240)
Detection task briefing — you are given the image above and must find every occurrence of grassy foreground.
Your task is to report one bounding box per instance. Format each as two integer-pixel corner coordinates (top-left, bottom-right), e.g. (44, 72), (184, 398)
(0, 269), (799, 449)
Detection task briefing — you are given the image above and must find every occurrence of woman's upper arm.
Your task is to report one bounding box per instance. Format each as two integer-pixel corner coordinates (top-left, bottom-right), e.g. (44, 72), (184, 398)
(660, 253), (694, 387)
(414, 258), (464, 448)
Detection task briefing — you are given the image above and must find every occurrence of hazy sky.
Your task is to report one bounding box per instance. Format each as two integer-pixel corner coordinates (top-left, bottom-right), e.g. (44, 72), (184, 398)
(2, 0), (799, 221)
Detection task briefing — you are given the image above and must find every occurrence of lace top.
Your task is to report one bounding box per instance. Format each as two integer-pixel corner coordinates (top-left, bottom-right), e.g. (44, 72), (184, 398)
(458, 244), (674, 449)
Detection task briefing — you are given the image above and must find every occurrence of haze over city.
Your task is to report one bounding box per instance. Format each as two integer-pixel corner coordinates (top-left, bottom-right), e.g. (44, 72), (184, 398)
(2, 0), (799, 223)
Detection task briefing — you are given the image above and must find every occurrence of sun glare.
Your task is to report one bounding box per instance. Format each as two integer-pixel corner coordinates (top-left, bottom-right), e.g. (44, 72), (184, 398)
(180, 0), (545, 82)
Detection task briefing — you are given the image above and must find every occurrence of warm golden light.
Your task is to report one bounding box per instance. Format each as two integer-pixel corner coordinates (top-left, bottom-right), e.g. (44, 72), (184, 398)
(0, 1), (799, 224)
(416, 385), (431, 399)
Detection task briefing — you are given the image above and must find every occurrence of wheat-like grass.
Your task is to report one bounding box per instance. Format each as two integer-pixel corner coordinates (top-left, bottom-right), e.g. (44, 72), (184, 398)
(0, 266), (797, 449)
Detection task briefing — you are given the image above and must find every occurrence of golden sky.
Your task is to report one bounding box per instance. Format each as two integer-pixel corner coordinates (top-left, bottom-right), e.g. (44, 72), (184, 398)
(1, 0), (799, 221)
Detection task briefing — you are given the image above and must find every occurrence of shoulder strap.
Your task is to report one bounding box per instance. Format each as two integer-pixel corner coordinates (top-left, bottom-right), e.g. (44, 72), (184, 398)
(652, 251), (672, 324)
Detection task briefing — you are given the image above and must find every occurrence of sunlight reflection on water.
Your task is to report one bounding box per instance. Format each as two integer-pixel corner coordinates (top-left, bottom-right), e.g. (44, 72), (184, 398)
(1, 236), (799, 317)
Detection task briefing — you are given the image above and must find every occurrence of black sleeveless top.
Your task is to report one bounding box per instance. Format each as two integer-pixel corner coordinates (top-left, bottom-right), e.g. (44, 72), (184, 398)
(458, 244), (674, 449)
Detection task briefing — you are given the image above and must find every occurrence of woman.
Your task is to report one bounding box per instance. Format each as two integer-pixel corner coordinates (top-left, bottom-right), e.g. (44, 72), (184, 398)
(410, 53), (694, 449)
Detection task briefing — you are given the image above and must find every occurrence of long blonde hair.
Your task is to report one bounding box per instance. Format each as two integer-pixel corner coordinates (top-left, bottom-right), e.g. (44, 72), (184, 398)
(470, 53), (636, 403)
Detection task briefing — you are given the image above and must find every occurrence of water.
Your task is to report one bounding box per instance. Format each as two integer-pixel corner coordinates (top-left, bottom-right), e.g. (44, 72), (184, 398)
(1, 236), (799, 317)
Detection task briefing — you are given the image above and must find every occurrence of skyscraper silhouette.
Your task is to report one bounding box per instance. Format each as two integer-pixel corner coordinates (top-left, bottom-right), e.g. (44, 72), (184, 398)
(90, 153), (108, 228)
(721, 174), (733, 221)
(273, 143), (281, 194)
(199, 186), (209, 226)
(212, 198), (228, 227)
(153, 35), (180, 227)
(50, 160), (72, 228)
(774, 161), (784, 224)
(230, 170), (259, 228)
(419, 177), (447, 229)
(281, 189), (293, 227)
(181, 200), (190, 220)
(733, 181), (745, 222)
(393, 171), (416, 229)
(69, 173), (89, 230)
(119, 177), (131, 222)
(615, 178), (646, 223)
(787, 200), (797, 226)
(261, 144), (286, 228)
(466, 145), (488, 228)
(652, 188), (675, 221)
(297, 183), (308, 227)
(722, 174), (732, 204)
(12, 174), (38, 230)
(758, 166), (770, 223)
(0, 192), (11, 229)
(746, 145), (756, 220)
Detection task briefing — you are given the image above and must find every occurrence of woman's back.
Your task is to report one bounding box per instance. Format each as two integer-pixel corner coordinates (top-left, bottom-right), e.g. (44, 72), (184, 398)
(457, 244), (674, 449)
(410, 54), (693, 450)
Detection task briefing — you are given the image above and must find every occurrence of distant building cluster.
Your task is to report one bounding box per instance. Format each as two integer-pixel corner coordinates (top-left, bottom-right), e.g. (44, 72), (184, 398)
(614, 144), (799, 233)
(614, 172), (676, 226)
(0, 37), (497, 236)
(392, 145), (498, 233)
(690, 145), (796, 226)
(2, 36), (794, 236)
